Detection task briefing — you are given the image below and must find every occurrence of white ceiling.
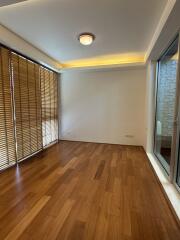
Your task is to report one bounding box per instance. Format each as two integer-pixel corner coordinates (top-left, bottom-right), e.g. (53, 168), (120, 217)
(0, 0), (27, 7)
(0, 0), (167, 64)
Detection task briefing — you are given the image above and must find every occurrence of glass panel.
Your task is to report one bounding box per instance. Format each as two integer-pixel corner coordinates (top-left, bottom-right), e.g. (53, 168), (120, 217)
(176, 141), (180, 187)
(154, 37), (179, 174)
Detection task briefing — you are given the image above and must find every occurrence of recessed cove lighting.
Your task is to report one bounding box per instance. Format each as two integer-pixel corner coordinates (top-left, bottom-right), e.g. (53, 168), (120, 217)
(78, 33), (95, 46)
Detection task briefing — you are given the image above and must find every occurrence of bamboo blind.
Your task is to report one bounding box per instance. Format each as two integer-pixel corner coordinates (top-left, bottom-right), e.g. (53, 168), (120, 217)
(40, 67), (58, 147)
(0, 46), (58, 170)
(11, 53), (42, 161)
(0, 47), (16, 169)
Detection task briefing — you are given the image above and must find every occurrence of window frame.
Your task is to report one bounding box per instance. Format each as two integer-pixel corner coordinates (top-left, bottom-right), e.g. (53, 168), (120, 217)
(153, 31), (180, 192)
(173, 33), (180, 192)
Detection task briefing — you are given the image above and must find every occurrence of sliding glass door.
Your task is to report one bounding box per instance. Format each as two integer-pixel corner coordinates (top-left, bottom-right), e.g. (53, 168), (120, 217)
(154, 33), (180, 192)
(154, 36), (179, 174)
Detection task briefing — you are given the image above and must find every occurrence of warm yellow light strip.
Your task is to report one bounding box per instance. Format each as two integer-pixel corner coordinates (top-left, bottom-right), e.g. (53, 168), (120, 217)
(171, 52), (178, 61)
(62, 53), (145, 69)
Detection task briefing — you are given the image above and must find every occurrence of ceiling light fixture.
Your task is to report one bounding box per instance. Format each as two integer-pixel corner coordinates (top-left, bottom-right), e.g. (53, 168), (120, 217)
(78, 33), (95, 46)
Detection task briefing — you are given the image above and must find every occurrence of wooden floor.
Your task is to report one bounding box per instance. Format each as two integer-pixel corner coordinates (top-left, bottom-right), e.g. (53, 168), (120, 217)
(0, 141), (179, 240)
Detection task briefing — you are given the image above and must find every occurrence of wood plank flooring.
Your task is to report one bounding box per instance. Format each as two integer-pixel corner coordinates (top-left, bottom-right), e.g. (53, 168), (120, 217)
(0, 141), (179, 240)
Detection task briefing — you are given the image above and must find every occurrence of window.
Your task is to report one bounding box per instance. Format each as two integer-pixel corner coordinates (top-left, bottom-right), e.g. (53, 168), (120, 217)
(154, 37), (179, 174)
(0, 44), (59, 170)
(11, 53), (42, 161)
(0, 47), (16, 169)
(40, 67), (58, 147)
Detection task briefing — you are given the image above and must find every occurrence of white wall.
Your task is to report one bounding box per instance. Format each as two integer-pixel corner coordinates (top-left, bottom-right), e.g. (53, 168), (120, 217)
(60, 67), (147, 147)
(145, 61), (156, 152)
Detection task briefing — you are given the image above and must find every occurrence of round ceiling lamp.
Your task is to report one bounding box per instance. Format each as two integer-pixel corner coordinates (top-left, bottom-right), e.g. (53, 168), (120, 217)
(78, 33), (95, 46)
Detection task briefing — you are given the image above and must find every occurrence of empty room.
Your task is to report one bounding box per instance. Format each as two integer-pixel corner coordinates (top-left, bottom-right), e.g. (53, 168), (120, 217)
(0, 0), (180, 239)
